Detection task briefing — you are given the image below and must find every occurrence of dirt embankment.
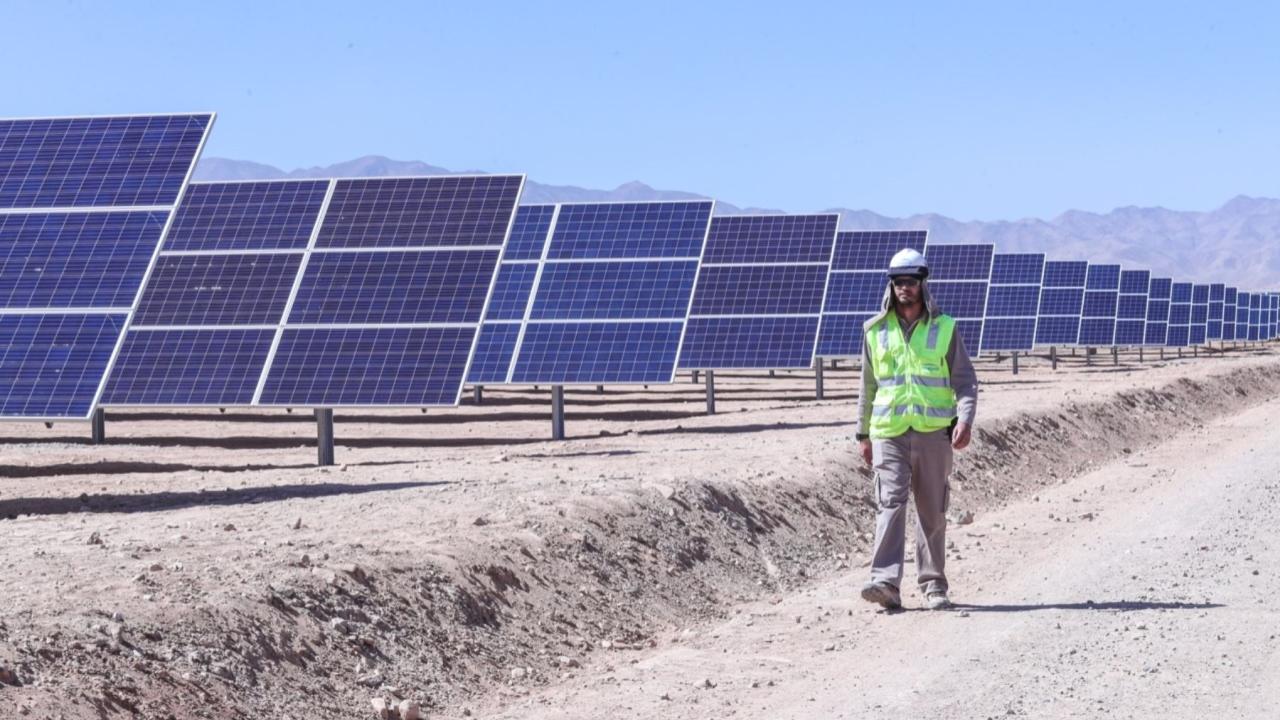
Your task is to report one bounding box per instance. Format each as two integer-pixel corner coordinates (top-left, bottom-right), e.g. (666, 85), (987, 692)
(3, 359), (1280, 718)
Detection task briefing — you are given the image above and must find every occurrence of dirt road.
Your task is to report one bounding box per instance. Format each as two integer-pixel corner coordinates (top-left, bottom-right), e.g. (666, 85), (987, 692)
(486, 395), (1280, 719)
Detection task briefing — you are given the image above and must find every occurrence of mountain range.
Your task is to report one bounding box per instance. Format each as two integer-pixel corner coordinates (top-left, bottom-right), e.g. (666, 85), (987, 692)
(194, 156), (1280, 289)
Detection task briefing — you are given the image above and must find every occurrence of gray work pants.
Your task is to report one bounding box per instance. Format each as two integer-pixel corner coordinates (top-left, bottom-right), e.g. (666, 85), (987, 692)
(869, 428), (952, 594)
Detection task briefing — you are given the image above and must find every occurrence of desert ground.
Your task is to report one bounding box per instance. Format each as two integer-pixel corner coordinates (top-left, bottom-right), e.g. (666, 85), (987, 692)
(1, 344), (1278, 719)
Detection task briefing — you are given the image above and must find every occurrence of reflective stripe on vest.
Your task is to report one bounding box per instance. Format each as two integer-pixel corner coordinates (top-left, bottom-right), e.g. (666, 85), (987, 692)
(866, 313), (958, 439)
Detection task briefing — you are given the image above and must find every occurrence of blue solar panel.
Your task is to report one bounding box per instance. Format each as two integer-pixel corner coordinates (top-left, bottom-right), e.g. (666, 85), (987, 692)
(479, 201), (713, 384)
(701, 215), (839, 264)
(504, 205), (556, 261)
(0, 211), (169, 308)
(0, 114), (212, 209)
(990, 253), (1044, 285)
(1144, 277), (1172, 346)
(259, 175), (523, 406)
(1166, 282), (1192, 347)
(0, 113), (214, 419)
(681, 316), (821, 369)
(105, 329), (274, 405)
(817, 230), (928, 357)
(133, 253), (301, 326)
(107, 179), (326, 405)
(530, 260), (700, 320)
(260, 327), (475, 405)
(983, 253), (1043, 351)
(0, 314), (125, 417)
(1078, 264), (1121, 346)
(1035, 261), (1089, 346)
(289, 249), (500, 325)
(1222, 287), (1237, 341)
(548, 202), (712, 260)
(1115, 269), (1148, 346)
(164, 180), (330, 251)
(680, 214), (837, 369)
(1189, 284), (1210, 345)
(485, 263), (540, 321)
(690, 265), (828, 316)
(926, 244), (993, 353)
(315, 175), (523, 249)
(510, 322), (685, 384)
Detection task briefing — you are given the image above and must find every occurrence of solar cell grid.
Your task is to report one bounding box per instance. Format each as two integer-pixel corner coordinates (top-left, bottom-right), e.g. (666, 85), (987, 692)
(1035, 260), (1088, 346)
(681, 214), (837, 370)
(982, 252), (1043, 352)
(1079, 263), (1121, 346)
(1114, 269), (1149, 346)
(475, 200), (714, 384)
(1166, 282), (1192, 347)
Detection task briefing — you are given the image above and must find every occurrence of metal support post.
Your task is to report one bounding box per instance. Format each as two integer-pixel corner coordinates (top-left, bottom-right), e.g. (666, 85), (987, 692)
(692, 370), (699, 384)
(1139, 347), (1144, 363)
(597, 385), (604, 393)
(551, 386), (565, 440)
(474, 385), (483, 404)
(1012, 351), (1019, 375)
(831, 359), (838, 370)
(1086, 347), (1093, 366)
(768, 369), (775, 377)
(705, 369), (716, 415)
(815, 361), (825, 400)
(90, 408), (105, 444)
(1112, 346), (1119, 365)
(315, 409), (335, 466)
(1050, 346), (1058, 371)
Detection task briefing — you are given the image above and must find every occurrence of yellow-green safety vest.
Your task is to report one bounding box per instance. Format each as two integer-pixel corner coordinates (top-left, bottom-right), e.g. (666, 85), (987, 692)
(865, 313), (958, 439)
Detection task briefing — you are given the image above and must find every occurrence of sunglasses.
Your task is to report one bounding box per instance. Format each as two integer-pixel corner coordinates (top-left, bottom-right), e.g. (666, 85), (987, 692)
(892, 277), (921, 288)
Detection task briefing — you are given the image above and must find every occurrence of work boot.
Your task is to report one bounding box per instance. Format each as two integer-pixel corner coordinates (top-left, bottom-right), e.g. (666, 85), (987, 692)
(860, 581), (902, 610)
(925, 590), (953, 610)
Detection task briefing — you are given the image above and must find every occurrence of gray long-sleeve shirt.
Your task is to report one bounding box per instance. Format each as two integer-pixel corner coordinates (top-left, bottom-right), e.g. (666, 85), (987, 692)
(855, 311), (978, 437)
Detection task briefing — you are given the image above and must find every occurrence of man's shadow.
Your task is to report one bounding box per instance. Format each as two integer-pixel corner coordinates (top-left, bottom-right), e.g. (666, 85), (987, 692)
(878, 600), (1223, 614)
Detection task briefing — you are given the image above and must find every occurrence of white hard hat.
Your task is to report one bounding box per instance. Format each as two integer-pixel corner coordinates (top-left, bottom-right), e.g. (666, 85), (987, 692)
(888, 248), (929, 279)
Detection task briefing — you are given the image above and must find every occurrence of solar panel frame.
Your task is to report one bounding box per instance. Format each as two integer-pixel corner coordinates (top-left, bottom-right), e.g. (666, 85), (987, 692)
(473, 200), (716, 385)
(1166, 281), (1192, 347)
(1190, 284), (1210, 345)
(925, 243), (995, 356)
(1078, 264), (1121, 346)
(1034, 260), (1088, 346)
(0, 112), (215, 420)
(104, 178), (332, 407)
(1144, 277), (1172, 346)
(1222, 287), (1237, 341)
(981, 252), (1044, 352)
(679, 213), (839, 371)
(1114, 269), (1149, 346)
(815, 230), (929, 359)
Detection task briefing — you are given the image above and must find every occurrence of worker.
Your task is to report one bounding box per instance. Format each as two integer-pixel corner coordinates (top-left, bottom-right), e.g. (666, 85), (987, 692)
(856, 248), (978, 611)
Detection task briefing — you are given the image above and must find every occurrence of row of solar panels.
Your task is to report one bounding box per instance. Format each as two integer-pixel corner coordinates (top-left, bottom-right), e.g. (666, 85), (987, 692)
(1, 113), (1278, 422)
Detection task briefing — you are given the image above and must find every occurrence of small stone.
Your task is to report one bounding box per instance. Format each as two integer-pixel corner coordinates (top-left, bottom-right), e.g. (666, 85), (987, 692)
(958, 610), (971, 618)
(0, 667), (17, 685)
(149, 563), (164, 572)
(557, 655), (581, 668)
(599, 639), (613, 650)
(337, 563), (366, 581)
(329, 618), (351, 633)
(111, 611), (125, 623)
(356, 672), (384, 687)
(511, 667), (528, 681)
(222, 523), (236, 531)
(370, 697), (390, 719)
(87, 531), (104, 546)
(473, 516), (490, 526)
(699, 677), (716, 689)
(660, 692), (672, 701)
(952, 510), (975, 525)
(291, 517), (303, 530)
(823, 643), (836, 652)
(397, 700), (421, 720)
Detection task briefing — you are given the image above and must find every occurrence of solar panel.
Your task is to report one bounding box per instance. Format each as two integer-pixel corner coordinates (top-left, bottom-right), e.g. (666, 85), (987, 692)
(1115, 269), (1149, 346)
(1235, 292), (1251, 340)
(815, 230), (928, 358)
(924, 244), (994, 355)
(1271, 293), (1279, 340)
(0, 113), (214, 419)
(1189, 284), (1210, 345)
(105, 179), (329, 405)
(1035, 260), (1087, 345)
(1222, 287), (1237, 341)
(1079, 264), (1120, 346)
(982, 253), (1044, 352)
(1249, 293), (1262, 341)
(1207, 283), (1225, 341)
(109, 174), (525, 407)
(679, 214), (838, 370)
(1145, 277), (1172, 345)
(470, 201), (714, 385)
(1166, 282), (1192, 347)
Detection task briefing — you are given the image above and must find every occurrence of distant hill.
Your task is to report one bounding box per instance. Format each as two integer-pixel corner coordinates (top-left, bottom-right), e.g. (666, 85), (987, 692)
(195, 156), (1280, 288)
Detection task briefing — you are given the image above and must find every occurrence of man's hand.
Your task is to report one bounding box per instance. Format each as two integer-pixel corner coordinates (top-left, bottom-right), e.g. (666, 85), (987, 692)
(951, 421), (972, 450)
(859, 438), (873, 466)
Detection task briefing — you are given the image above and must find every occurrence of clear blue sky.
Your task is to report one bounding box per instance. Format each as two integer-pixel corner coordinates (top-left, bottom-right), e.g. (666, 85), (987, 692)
(3, 1), (1277, 220)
